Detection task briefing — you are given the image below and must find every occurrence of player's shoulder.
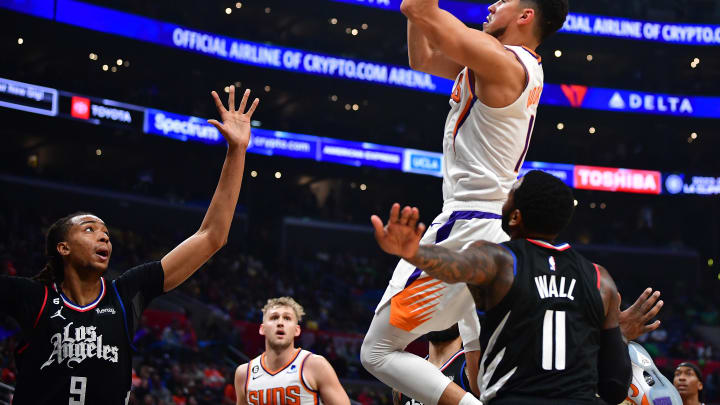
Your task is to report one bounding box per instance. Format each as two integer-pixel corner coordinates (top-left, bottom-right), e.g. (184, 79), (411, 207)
(235, 362), (249, 380)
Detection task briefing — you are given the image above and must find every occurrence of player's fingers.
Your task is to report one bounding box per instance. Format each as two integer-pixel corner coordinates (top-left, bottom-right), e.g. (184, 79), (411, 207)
(239, 88), (250, 113)
(407, 207), (420, 228)
(228, 85), (236, 111)
(370, 215), (385, 239)
(211, 91), (227, 114)
(639, 291), (660, 314)
(415, 222), (426, 238)
(389, 203), (400, 223)
(399, 206), (413, 226)
(207, 119), (224, 132)
(643, 300), (663, 321)
(246, 98), (260, 117)
(642, 320), (661, 334)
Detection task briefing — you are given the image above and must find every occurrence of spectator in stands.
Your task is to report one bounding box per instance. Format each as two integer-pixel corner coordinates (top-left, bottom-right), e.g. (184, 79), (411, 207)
(673, 362), (705, 405)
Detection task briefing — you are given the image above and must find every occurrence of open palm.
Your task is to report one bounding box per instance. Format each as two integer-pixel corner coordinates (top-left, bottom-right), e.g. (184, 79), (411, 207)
(208, 85), (259, 149)
(371, 203), (426, 260)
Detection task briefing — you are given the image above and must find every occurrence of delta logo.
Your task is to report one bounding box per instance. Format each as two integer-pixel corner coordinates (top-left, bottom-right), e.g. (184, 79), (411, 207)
(71, 96), (91, 120)
(561, 84), (588, 108)
(608, 92), (694, 114)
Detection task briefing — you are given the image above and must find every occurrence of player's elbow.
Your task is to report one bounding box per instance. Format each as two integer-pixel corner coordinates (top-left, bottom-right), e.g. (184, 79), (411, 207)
(400, 0), (419, 18)
(201, 230), (228, 252)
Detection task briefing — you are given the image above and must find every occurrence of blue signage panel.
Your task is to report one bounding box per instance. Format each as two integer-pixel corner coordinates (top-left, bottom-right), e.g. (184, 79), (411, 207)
(53, 0), (449, 95)
(519, 161), (575, 187)
(0, 0), (54, 19)
(542, 84), (720, 119)
(328, 0), (720, 46)
(403, 149), (443, 177)
(663, 173), (720, 196)
(319, 138), (405, 170)
(0, 77), (57, 116)
(248, 129), (319, 160)
(144, 109), (224, 145)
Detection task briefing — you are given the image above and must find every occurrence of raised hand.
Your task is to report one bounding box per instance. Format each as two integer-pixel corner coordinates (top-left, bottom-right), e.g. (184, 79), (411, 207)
(619, 288), (663, 341)
(208, 85), (259, 149)
(371, 203), (426, 260)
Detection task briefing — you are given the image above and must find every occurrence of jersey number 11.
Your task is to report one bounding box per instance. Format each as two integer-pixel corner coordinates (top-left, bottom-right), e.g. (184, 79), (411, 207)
(542, 310), (566, 371)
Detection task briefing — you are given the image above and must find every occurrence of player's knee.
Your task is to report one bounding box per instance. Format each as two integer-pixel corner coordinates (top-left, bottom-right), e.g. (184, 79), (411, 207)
(360, 334), (383, 373)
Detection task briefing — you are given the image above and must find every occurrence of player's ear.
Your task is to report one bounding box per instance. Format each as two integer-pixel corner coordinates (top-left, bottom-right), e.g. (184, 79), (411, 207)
(259, 323), (266, 336)
(518, 7), (535, 26)
(57, 241), (70, 256)
(508, 209), (522, 227)
(294, 325), (301, 338)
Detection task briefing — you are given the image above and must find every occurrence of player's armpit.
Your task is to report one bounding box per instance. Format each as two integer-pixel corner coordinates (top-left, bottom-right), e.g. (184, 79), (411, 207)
(234, 363), (250, 405)
(405, 241), (511, 286)
(303, 355), (351, 405)
(401, 3), (525, 94)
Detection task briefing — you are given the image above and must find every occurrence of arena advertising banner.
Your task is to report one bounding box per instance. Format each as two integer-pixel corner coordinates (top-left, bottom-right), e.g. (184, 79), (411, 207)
(1, 76), (716, 197)
(0, 77), (57, 116)
(0, 0), (54, 19)
(542, 84), (720, 119)
(58, 92), (145, 131)
(663, 173), (720, 196)
(329, 0), (720, 46)
(5, 1), (720, 119)
(574, 165), (662, 195)
(53, 0), (448, 95)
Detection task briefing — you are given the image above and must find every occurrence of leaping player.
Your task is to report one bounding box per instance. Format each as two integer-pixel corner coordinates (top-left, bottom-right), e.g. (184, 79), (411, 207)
(361, 1), (568, 405)
(234, 297), (350, 405)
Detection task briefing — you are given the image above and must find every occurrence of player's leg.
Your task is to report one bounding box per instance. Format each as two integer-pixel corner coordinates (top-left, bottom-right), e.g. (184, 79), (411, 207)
(360, 302), (481, 405)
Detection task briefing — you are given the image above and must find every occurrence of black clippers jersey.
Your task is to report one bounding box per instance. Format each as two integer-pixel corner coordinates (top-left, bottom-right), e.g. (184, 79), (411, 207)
(396, 350), (469, 405)
(2, 262), (164, 405)
(477, 239), (605, 404)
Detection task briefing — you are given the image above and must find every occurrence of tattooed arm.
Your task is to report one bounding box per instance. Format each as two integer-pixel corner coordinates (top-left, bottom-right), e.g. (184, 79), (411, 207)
(404, 241), (510, 286)
(371, 203), (513, 286)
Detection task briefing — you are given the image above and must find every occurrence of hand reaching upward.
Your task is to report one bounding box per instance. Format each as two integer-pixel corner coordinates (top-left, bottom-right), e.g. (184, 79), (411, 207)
(371, 203), (426, 260)
(208, 85), (259, 149)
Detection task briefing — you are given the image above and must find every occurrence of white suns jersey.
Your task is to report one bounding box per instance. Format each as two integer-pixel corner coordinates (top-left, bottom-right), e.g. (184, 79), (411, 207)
(245, 349), (321, 405)
(442, 45), (544, 213)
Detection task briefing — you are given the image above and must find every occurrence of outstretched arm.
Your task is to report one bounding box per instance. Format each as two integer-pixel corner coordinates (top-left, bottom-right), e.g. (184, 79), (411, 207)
(407, 19), (463, 79)
(618, 288), (663, 341)
(161, 86), (259, 291)
(371, 203), (511, 286)
(400, 0), (526, 102)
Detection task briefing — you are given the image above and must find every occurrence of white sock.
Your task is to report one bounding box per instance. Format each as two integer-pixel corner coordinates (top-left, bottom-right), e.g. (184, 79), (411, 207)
(458, 392), (483, 405)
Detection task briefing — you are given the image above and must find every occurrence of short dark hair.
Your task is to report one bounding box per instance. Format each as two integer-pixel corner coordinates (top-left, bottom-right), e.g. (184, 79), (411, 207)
(523, 0), (569, 41)
(425, 324), (460, 344)
(514, 170), (574, 235)
(33, 211), (95, 285)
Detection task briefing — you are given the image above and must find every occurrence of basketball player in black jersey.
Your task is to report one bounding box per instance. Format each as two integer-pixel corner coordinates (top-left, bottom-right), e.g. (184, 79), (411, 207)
(372, 170), (635, 404)
(0, 85), (258, 405)
(393, 324), (472, 405)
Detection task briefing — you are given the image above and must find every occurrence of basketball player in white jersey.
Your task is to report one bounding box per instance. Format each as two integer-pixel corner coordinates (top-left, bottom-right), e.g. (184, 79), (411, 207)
(360, 1), (570, 405)
(234, 297), (350, 405)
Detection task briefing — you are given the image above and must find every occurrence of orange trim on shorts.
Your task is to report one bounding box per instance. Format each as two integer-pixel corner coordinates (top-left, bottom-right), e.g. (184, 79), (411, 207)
(261, 348), (301, 376)
(390, 276), (446, 331)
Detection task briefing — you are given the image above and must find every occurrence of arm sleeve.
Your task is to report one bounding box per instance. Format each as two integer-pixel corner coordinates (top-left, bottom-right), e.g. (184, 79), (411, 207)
(597, 327), (632, 404)
(113, 261), (165, 337)
(0, 276), (46, 331)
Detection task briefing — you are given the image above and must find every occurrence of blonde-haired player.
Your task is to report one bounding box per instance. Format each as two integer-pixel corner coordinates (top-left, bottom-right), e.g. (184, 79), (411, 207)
(234, 297), (350, 405)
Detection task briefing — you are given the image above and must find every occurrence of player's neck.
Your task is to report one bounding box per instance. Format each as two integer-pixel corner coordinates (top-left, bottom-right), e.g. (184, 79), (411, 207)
(263, 345), (298, 371)
(60, 268), (103, 307)
(499, 32), (539, 51)
(681, 395), (701, 405)
(428, 338), (463, 368)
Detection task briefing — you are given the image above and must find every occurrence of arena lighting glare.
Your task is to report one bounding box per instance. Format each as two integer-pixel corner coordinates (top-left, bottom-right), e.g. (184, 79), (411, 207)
(330, 18), (337, 25)
(691, 132), (698, 139)
(225, 7), (231, 15)
(102, 64), (108, 71)
(586, 54), (593, 61)
(235, 2), (242, 8)
(264, 7), (270, 13)
(554, 50), (562, 57)
(362, 23), (368, 30)
(360, 184), (367, 191)
(264, 85), (271, 92)
(589, 127), (596, 134)
(274, 171), (282, 179)
(95, 148), (102, 156)
(708, 259), (714, 267)
(250, 170), (257, 178)
(17, 37), (23, 45)
(557, 123), (565, 130)
(116, 59), (122, 65)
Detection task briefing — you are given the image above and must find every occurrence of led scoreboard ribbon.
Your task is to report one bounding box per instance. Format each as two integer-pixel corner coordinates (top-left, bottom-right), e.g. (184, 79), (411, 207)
(4, 0), (720, 119)
(329, 0), (720, 46)
(1, 76), (717, 196)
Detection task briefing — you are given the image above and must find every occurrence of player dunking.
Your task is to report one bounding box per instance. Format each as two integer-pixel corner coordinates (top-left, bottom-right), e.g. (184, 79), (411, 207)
(234, 297), (350, 405)
(0, 85), (258, 405)
(393, 325), (471, 405)
(360, 1), (568, 405)
(372, 171), (634, 404)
